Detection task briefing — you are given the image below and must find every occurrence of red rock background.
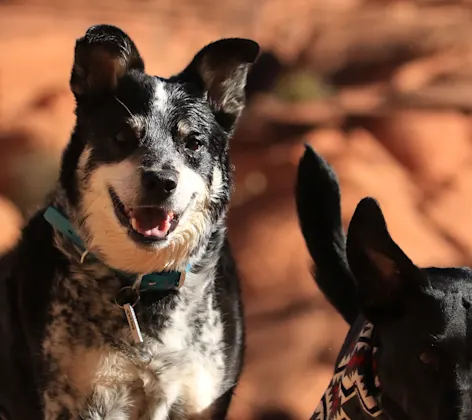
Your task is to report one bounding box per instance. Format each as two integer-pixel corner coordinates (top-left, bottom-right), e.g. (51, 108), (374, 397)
(3, 0), (472, 418)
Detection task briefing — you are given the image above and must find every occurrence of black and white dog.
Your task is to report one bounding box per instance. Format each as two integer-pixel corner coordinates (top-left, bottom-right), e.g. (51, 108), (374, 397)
(0, 25), (259, 419)
(297, 146), (472, 420)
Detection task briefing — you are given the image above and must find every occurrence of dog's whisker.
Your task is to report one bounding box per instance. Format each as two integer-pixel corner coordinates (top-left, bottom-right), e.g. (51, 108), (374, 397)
(114, 96), (134, 118)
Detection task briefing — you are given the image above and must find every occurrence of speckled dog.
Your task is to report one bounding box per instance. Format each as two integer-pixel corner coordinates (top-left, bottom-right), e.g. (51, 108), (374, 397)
(0, 24), (259, 420)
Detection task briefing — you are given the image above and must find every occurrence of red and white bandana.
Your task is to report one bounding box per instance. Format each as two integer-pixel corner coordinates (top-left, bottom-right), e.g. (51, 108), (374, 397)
(312, 320), (388, 420)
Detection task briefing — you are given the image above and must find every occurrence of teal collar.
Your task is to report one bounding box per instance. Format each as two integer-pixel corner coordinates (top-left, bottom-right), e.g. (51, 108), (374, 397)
(43, 206), (189, 292)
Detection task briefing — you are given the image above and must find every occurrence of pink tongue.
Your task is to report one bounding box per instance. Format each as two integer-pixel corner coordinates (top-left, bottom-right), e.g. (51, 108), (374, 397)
(131, 208), (172, 238)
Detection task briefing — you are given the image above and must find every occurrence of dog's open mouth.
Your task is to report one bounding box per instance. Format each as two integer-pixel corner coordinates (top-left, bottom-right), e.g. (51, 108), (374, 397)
(109, 188), (179, 243)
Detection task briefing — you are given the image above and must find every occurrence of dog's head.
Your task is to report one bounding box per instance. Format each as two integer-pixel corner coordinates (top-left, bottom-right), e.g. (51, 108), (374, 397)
(59, 25), (259, 273)
(347, 197), (472, 420)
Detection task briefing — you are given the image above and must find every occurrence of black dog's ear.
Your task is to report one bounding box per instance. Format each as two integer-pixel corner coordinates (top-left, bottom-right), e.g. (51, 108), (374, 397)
(70, 25), (144, 98)
(346, 197), (425, 321)
(177, 38), (259, 130)
(296, 145), (359, 325)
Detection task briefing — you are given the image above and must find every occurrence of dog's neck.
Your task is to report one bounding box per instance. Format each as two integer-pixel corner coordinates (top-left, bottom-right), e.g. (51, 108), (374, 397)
(46, 187), (226, 293)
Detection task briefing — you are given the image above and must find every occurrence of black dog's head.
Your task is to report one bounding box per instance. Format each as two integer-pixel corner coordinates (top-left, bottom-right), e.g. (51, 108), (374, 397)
(347, 197), (472, 420)
(59, 25), (259, 273)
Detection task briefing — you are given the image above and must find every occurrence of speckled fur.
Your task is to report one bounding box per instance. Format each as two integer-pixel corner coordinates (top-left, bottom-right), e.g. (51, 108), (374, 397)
(41, 227), (229, 419)
(0, 25), (258, 420)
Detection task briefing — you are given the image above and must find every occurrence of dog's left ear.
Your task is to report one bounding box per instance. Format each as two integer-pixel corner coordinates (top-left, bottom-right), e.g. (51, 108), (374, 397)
(177, 38), (260, 130)
(70, 24), (144, 99)
(346, 197), (426, 322)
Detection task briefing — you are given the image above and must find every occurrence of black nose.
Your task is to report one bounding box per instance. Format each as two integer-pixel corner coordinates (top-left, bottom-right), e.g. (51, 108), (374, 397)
(141, 169), (178, 198)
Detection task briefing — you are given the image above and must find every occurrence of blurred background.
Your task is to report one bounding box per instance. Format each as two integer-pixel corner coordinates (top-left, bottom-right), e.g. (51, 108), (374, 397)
(3, 0), (472, 418)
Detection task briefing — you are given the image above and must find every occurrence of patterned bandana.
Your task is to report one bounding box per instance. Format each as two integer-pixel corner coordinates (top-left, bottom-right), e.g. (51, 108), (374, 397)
(312, 319), (389, 420)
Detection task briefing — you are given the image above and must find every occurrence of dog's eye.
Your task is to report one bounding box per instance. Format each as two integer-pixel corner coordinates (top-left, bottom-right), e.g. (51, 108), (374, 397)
(184, 136), (202, 152)
(115, 130), (135, 143)
(115, 132), (128, 142)
(114, 125), (139, 144)
(419, 349), (440, 369)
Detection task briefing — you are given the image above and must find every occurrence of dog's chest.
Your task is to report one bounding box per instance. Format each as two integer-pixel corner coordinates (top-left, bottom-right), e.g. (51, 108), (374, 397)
(42, 269), (227, 419)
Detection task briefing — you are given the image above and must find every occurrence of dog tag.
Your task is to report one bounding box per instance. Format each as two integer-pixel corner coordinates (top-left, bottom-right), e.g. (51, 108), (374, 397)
(123, 303), (143, 344)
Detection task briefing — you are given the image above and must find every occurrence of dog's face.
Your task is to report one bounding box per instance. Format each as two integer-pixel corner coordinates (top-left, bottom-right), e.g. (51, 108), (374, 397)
(60, 25), (259, 273)
(347, 198), (472, 420)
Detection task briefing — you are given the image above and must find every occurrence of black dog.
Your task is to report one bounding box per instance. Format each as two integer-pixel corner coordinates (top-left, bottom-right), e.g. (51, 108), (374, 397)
(297, 145), (472, 420)
(0, 24), (259, 419)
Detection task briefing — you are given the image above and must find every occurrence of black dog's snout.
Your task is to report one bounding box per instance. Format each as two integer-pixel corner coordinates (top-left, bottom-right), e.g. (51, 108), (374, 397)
(141, 169), (178, 198)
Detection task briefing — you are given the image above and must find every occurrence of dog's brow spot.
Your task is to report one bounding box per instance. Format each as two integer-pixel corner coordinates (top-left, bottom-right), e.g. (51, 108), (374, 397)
(154, 80), (168, 112)
(128, 116), (146, 135)
(177, 120), (192, 138)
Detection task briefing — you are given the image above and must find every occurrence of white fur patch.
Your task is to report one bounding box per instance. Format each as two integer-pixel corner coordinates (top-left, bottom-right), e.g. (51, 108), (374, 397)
(143, 280), (226, 418)
(210, 167), (224, 203)
(154, 79), (168, 113)
(159, 332), (226, 417)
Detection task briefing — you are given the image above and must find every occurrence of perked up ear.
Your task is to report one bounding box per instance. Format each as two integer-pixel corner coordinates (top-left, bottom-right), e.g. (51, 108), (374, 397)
(70, 24), (144, 99)
(177, 38), (260, 130)
(346, 197), (426, 321)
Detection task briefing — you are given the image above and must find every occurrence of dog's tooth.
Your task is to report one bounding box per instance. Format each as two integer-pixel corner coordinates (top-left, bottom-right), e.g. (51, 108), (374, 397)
(130, 217), (138, 231)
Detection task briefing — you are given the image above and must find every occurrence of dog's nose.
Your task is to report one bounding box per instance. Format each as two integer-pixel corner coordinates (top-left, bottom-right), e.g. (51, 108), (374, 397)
(141, 169), (178, 198)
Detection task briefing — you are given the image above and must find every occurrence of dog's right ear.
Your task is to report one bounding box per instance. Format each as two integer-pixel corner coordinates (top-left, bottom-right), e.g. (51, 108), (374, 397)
(70, 25), (144, 99)
(346, 197), (426, 322)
